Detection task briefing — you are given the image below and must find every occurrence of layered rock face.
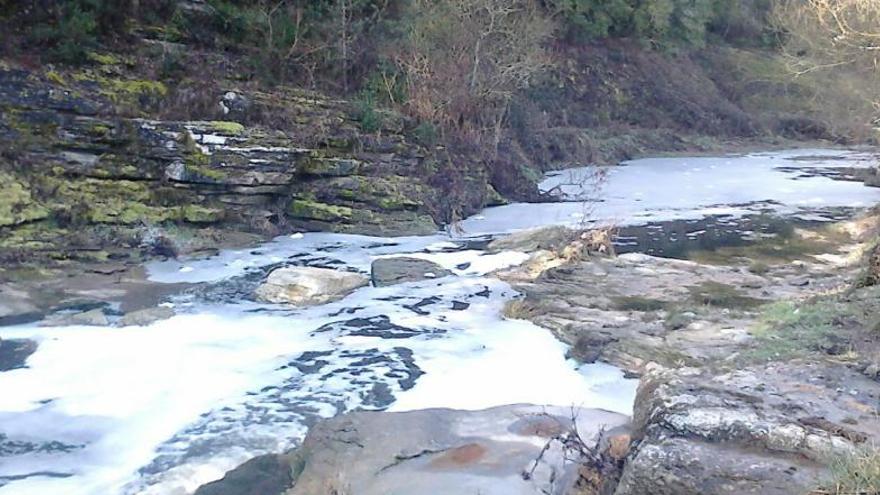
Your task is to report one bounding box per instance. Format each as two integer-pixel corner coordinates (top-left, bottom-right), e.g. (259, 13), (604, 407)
(0, 63), (446, 266)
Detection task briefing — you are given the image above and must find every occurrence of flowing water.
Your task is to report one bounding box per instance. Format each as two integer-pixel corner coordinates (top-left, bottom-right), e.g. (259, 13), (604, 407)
(0, 149), (878, 495)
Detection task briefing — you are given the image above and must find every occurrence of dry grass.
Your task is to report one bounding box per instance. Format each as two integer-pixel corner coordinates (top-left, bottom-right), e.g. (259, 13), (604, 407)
(813, 445), (880, 495)
(502, 298), (540, 320)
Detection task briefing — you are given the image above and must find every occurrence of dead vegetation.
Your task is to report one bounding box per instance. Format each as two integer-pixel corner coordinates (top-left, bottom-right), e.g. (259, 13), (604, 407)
(522, 410), (631, 495)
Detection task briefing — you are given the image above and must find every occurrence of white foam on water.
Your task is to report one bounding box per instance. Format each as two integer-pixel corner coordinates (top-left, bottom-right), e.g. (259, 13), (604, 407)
(0, 243), (637, 495)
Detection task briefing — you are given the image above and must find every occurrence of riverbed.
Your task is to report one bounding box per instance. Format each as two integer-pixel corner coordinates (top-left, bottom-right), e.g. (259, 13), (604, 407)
(0, 149), (877, 495)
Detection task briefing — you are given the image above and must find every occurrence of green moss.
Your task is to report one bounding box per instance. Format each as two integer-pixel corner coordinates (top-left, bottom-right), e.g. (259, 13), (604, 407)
(74, 72), (167, 112)
(746, 299), (845, 362)
(45, 70), (67, 86)
(0, 173), (50, 227)
(611, 295), (670, 312)
(208, 121), (246, 135)
(104, 78), (168, 100)
(687, 281), (766, 310)
(50, 178), (174, 224)
(289, 200), (353, 222)
(0, 222), (66, 250)
(299, 155), (361, 176)
(181, 205), (224, 223)
(349, 175), (422, 210)
(88, 123), (113, 137)
(180, 139), (228, 181)
(87, 52), (122, 66)
(188, 163), (228, 181)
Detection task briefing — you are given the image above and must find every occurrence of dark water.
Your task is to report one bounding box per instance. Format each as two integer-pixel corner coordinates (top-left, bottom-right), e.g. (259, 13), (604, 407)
(612, 207), (858, 259)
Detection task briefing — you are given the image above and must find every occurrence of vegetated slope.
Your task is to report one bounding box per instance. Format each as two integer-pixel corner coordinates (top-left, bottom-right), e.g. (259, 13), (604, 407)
(0, 1), (866, 268)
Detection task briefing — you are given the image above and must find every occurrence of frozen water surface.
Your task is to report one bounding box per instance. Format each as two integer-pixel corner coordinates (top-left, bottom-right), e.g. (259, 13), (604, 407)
(0, 149), (877, 494)
(460, 149), (880, 234)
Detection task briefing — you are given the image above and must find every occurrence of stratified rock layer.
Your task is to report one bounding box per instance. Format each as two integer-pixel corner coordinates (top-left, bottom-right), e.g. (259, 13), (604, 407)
(0, 64), (444, 266)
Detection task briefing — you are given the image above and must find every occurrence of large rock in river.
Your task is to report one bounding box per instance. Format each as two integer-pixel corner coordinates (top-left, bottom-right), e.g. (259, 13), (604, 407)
(254, 266), (368, 305)
(196, 404), (629, 495)
(0, 338), (38, 371)
(615, 361), (880, 495)
(0, 285), (42, 326)
(370, 257), (452, 286)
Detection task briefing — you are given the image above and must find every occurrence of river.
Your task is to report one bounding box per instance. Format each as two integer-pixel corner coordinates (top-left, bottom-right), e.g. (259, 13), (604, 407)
(0, 149), (878, 495)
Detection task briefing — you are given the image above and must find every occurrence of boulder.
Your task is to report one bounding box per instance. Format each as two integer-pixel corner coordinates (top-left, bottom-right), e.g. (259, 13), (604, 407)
(254, 266), (368, 305)
(370, 257), (452, 287)
(615, 361), (880, 495)
(0, 338), (38, 371)
(0, 286), (42, 326)
(40, 308), (109, 327)
(118, 306), (175, 327)
(195, 453), (295, 495)
(196, 405), (629, 495)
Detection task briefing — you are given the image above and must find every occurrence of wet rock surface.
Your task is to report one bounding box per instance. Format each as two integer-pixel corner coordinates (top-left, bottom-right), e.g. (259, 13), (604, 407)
(40, 308), (110, 327)
(370, 256), (452, 287)
(118, 306), (176, 327)
(0, 338), (37, 371)
(0, 287), (42, 326)
(504, 251), (851, 372)
(196, 405), (629, 495)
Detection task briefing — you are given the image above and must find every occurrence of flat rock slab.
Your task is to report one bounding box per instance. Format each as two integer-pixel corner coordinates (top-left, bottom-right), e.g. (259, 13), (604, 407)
(487, 225), (579, 253)
(118, 306), (175, 327)
(197, 405), (629, 495)
(505, 252), (851, 372)
(370, 257), (452, 287)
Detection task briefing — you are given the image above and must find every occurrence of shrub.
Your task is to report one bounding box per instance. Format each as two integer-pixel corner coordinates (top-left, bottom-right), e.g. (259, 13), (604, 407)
(550, 0), (730, 47)
(354, 93), (383, 133)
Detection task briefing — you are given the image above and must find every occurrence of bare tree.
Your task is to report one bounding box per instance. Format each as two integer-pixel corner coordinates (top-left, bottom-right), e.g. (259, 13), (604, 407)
(774, 0), (880, 131)
(395, 0), (555, 154)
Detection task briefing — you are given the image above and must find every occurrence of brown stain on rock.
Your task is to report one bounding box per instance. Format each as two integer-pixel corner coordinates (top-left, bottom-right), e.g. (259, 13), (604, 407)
(509, 415), (566, 438)
(429, 443), (488, 468)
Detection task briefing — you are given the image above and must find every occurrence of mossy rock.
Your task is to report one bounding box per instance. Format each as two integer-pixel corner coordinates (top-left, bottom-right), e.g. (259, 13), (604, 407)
(73, 72), (167, 115)
(48, 177), (175, 224)
(308, 175), (426, 211)
(299, 155), (362, 177)
(181, 205), (225, 224)
(0, 173), (50, 227)
(208, 121), (246, 135)
(289, 200), (354, 222)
